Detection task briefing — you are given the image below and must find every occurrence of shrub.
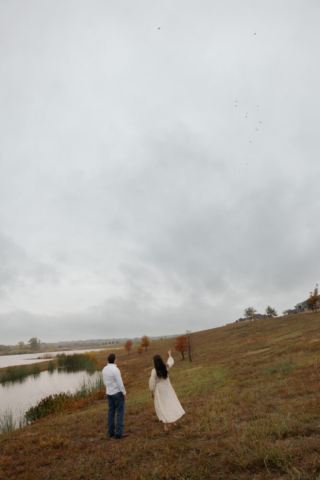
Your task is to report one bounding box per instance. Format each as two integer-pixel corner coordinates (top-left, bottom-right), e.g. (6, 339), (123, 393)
(25, 393), (72, 422)
(25, 372), (104, 423)
(56, 353), (97, 372)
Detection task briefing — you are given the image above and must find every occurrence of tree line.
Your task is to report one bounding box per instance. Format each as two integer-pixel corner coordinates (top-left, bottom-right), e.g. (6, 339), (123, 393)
(17, 338), (41, 352)
(243, 306), (278, 320)
(124, 335), (150, 355)
(243, 284), (320, 320)
(124, 331), (194, 361)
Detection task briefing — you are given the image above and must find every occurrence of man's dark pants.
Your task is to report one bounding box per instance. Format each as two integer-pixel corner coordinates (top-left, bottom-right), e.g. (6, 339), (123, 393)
(107, 392), (125, 438)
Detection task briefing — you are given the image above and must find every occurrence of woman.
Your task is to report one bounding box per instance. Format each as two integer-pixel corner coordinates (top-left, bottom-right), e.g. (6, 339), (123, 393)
(149, 349), (185, 431)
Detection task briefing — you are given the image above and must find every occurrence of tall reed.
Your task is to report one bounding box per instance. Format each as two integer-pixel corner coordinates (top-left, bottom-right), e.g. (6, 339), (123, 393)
(75, 372), (104, 397)
(0, 408), (27, 434)
(56, 353), (98, 372)
(0, 366), (28, 384)
(48, 361), (57, 373)
(31, 364), (41, 376)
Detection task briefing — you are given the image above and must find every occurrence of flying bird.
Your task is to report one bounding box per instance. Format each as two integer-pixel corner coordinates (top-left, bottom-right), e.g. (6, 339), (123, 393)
(254, 33), (256, 35)
(158, 27), (161, 30)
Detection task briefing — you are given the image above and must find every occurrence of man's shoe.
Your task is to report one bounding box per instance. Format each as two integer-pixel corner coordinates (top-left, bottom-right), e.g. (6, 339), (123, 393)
(115, 433), (129, 439)
(108, 433), (115, 438)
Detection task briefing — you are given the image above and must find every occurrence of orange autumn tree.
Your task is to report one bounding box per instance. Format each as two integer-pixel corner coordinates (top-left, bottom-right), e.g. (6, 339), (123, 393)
(137, 346), (143, 355)
(174, 335), (188, 360)
(308, 284), (320, 313)
(124, 340), (133, 355)
(140, 335), (150, 352)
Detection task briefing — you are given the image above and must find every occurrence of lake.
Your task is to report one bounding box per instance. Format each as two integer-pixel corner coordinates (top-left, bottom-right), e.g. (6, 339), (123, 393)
(0, 348), (117, 369)
(0, 369), (105, 429)
(0, 349), (116, 431)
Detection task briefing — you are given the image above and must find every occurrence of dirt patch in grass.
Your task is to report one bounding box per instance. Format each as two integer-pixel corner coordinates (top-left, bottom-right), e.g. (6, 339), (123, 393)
(246, 347), (271, 356)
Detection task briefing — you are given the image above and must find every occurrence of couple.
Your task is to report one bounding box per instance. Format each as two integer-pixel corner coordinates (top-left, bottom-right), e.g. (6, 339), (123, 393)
(102, 349), (185, 438)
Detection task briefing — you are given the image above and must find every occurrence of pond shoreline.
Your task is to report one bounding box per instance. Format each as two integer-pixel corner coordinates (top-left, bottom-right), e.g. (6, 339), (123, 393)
(0, 369), (104, 434)
(0, 348), (119, 369)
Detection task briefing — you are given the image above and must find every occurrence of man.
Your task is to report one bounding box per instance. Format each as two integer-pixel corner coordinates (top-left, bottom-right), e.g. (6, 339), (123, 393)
(102, 353), (129, 439)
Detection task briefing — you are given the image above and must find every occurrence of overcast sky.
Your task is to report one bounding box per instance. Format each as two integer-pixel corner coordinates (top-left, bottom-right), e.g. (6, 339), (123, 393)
(1, 0), (320, 345)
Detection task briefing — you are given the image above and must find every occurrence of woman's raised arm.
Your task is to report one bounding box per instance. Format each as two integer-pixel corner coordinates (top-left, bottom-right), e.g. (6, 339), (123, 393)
(167, 350), (174, 369)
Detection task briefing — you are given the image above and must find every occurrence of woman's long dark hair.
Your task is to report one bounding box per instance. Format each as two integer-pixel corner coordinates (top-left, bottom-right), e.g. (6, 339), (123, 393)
(153, 355), (168, 379)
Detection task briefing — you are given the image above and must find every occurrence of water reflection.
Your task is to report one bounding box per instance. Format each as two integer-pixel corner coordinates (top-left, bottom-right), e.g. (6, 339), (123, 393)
(1, 352), (99, 386)
(0, 348), (113, 369)
(0, 369), (103, 426)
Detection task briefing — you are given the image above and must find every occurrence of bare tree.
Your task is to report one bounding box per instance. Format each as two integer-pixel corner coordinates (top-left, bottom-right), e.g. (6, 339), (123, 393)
(185, 330), (194, 362)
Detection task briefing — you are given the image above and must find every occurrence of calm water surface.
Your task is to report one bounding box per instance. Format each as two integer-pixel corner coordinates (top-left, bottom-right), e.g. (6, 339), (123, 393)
(0, 348), (114, 368)
(0, 369), (104, 420)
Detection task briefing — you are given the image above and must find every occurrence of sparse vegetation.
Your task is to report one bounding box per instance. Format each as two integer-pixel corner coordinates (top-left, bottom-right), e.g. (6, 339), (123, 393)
(0, 408), (27, 434)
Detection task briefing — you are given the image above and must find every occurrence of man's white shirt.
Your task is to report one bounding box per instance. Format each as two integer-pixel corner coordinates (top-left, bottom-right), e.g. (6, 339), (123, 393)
(102, 363), (126, 396)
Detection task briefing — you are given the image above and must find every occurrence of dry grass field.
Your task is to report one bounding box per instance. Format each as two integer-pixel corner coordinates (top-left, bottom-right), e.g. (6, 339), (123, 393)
(1, 312), (320, 480)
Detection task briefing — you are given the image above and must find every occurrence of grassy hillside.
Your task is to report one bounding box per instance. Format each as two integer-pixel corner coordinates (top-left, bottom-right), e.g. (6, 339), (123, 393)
(1, 313), (320, 480)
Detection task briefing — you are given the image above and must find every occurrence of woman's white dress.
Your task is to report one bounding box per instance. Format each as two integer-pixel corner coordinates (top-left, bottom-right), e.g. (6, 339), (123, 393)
(149, 356), (185, 424)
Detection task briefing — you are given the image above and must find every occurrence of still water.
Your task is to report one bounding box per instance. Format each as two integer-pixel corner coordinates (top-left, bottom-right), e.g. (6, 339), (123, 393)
(0, 348), (111, 369)
(0, 369), (104, 422)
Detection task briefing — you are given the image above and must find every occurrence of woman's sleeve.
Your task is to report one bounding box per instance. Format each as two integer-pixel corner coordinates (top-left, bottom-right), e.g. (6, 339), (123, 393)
(149, 369), (157, 392)
(167, 356), (174, 369)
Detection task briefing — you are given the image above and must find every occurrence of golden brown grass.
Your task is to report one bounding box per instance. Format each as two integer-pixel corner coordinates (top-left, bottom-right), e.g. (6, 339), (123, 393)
(1, 313), (320, 479)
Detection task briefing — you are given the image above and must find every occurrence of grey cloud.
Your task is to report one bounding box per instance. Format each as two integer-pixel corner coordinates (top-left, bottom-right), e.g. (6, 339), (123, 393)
(1, 0), (320, 343)
(0, 232), (58, 297)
